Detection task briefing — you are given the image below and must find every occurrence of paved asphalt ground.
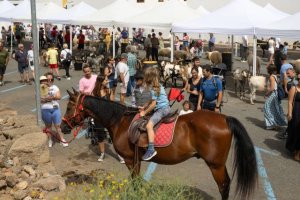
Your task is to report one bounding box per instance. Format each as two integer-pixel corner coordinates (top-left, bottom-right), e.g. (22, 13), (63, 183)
(1, 46), (299, 200)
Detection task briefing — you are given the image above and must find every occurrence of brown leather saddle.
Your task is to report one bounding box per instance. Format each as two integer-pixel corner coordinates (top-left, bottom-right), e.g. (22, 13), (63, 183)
(128, 110), (178, 148)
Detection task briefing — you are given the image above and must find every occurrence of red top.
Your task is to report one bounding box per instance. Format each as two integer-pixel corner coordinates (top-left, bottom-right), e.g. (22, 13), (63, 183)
(64, 33), (70, 42)
(77, 34), (85, 44)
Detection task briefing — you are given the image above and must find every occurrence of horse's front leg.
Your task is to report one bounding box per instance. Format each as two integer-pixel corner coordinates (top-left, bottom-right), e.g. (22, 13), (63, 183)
(124, 158), (141, 179)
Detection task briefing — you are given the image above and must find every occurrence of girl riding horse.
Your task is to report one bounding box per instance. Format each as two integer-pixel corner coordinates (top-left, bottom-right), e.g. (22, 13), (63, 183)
(61, 89), (258, 200)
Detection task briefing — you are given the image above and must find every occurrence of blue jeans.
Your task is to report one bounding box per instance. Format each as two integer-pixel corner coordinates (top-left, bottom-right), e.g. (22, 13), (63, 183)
(150, 107), (171, 125)
(126, 76), (135, 96)
(202, 100), (218, 112)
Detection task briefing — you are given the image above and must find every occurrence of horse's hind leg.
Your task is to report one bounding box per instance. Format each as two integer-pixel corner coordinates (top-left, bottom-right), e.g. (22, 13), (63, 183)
(207, 164), (231, 200)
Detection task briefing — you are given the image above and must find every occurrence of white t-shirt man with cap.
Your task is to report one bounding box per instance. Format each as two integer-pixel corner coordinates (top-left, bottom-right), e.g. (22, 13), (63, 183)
(116, 53), (130, 104)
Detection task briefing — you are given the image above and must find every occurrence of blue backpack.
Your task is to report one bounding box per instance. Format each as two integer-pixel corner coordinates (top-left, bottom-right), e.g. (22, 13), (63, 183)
(121, 30), (128, 39)
(274, 76), (285, 101)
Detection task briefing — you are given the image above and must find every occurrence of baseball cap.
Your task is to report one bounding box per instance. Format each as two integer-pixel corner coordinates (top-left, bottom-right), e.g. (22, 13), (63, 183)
(120, 53), (128, 59)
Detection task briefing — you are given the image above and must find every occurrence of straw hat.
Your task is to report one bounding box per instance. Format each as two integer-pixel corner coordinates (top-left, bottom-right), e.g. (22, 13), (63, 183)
(39, 76), (47, 81)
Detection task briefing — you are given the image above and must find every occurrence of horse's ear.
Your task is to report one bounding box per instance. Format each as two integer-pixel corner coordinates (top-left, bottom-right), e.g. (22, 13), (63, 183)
(66, 89), (73, 97)
(72, 87), (79, 95)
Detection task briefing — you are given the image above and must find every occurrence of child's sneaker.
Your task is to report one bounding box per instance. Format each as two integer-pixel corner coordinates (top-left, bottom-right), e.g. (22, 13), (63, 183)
(48, 139), (53, 148)
(142, 149), (157, 161)
(118, 154), (125, 164)
(98, 153), (105, 162)
(61, 139), (69, 147)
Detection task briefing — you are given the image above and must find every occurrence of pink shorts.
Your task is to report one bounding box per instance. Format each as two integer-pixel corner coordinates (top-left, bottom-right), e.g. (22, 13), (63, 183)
(49, 64), (58, 69)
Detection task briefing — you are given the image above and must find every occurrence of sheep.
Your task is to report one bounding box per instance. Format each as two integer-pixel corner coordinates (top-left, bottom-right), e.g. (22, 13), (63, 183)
(249, 76), (266, 105)
(205, 51), (222, 65)
(233, 68), (249, 100)
(158, 48), (188, 61)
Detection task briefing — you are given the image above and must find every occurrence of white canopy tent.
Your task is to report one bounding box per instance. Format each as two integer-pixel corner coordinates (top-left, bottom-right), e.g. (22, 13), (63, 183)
(0, 0), (34, 23)
(71, 0), (145, 26)
(264, 3), (290, 19)
(195, 5), (210, 16)
(115, 0), (203, 29)
(67, 1), (97, 20)
(38, 2), (70, 24)
(257, 12), (300, 39)
(172, 0), (286, 35)
(172, 0), (288, 76)
(0, 0), (15, 14)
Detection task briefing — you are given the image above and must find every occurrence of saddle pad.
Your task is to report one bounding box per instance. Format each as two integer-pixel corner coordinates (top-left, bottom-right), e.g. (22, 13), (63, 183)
(131, 114), (177, 147)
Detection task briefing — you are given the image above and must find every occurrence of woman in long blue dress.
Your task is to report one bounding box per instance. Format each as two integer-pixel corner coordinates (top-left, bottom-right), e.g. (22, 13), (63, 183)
(264, 64), (286, 129)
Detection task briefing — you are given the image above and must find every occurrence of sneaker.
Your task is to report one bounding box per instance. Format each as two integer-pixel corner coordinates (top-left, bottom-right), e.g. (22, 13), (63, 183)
(266, 125), (275, 130)
(142, 149), (157, 161)
(276, 131), (288, 139)
(117, 154), (125, 164)
(61, 139), (69, 147)
(66, 77), (71, 80)
(98, 153), (105, 162)
(48, 139), (53, 148)
(0, 81), (3, 86)
(57, 76), (61, 81)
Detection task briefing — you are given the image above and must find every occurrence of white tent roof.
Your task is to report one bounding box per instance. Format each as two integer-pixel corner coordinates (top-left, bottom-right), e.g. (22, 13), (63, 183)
(264, 3), (290, 19)
(172, 0), (287, 35)
(116, 0), (202, 29)
(257, 12), (300, 38)
(0, 0), (32, 22)
(195, 5), (210, 15)
(67, 1), (97, 20)
(0, 0), (49, 23)
(38, 2), (70, 23)
(0, 0), (15, 14)
(72, 0), (145, 26)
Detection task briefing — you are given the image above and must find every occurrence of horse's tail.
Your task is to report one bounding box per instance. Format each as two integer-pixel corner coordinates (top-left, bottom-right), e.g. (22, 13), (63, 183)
(226, 116), (258, 199)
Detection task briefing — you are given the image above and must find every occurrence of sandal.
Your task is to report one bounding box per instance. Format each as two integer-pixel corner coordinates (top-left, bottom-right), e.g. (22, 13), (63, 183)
(293, 151), (300, 161)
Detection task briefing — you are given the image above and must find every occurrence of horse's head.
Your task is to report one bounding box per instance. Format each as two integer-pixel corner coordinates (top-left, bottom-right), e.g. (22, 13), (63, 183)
(60, 88), (87, 134)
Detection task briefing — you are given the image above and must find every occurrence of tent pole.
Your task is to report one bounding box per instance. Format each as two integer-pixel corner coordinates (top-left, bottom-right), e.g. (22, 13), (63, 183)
(113, 26), (115, 58)
(69, 25), (72, 51)
(10, 21), (13, 53)
(253, 35), (257, 76)
(30, 0), (42, 126)
(231, 35), (234, 63)
(171, 32), (174, 62)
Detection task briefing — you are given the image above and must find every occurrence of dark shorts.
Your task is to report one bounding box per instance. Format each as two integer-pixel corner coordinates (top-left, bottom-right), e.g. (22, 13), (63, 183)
(78, 43), (84, 50)
(94, 120), (106, 143)
(0, 64), (6, 76)
(18, 64), (29, 74)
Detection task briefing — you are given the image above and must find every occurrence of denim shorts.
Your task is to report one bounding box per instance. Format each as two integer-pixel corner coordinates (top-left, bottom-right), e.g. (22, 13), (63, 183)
(42, 108), (62, 125)
(150, 106), (171, 125)
(18, 65), (29, 74)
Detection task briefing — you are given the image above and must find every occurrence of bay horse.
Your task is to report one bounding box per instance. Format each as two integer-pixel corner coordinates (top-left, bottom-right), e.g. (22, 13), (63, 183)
(61, 89), (258, 200)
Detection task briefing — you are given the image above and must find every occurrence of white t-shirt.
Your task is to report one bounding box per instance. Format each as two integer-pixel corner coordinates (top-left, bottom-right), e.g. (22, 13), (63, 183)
(116, 62), (130, 83)
(41, 85), (60, 109)
(27, 50), (34, 66)
(179, 109), (193, 116)
(242, 35), (248, 47)
(60, 48), (71, 61)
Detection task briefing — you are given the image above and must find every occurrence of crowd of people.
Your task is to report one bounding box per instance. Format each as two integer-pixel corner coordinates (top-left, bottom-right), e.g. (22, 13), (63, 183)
(0, 22), (299, 163)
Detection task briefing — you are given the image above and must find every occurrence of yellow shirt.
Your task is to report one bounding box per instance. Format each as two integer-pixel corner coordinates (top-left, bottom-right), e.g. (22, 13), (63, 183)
(47, 48), (58, 64)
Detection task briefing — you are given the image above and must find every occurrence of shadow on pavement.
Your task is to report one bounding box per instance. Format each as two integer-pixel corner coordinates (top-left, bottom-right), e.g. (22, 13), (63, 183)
(263, 138), (292, 160)
(245, 116), (266, 129)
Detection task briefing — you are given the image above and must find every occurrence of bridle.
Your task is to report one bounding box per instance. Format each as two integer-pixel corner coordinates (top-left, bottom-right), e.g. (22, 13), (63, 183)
(62, 94), (87, 138)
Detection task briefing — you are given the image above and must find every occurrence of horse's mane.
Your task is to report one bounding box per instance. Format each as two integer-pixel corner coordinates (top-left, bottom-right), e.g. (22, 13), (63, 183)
(83, 95), (139, 126)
